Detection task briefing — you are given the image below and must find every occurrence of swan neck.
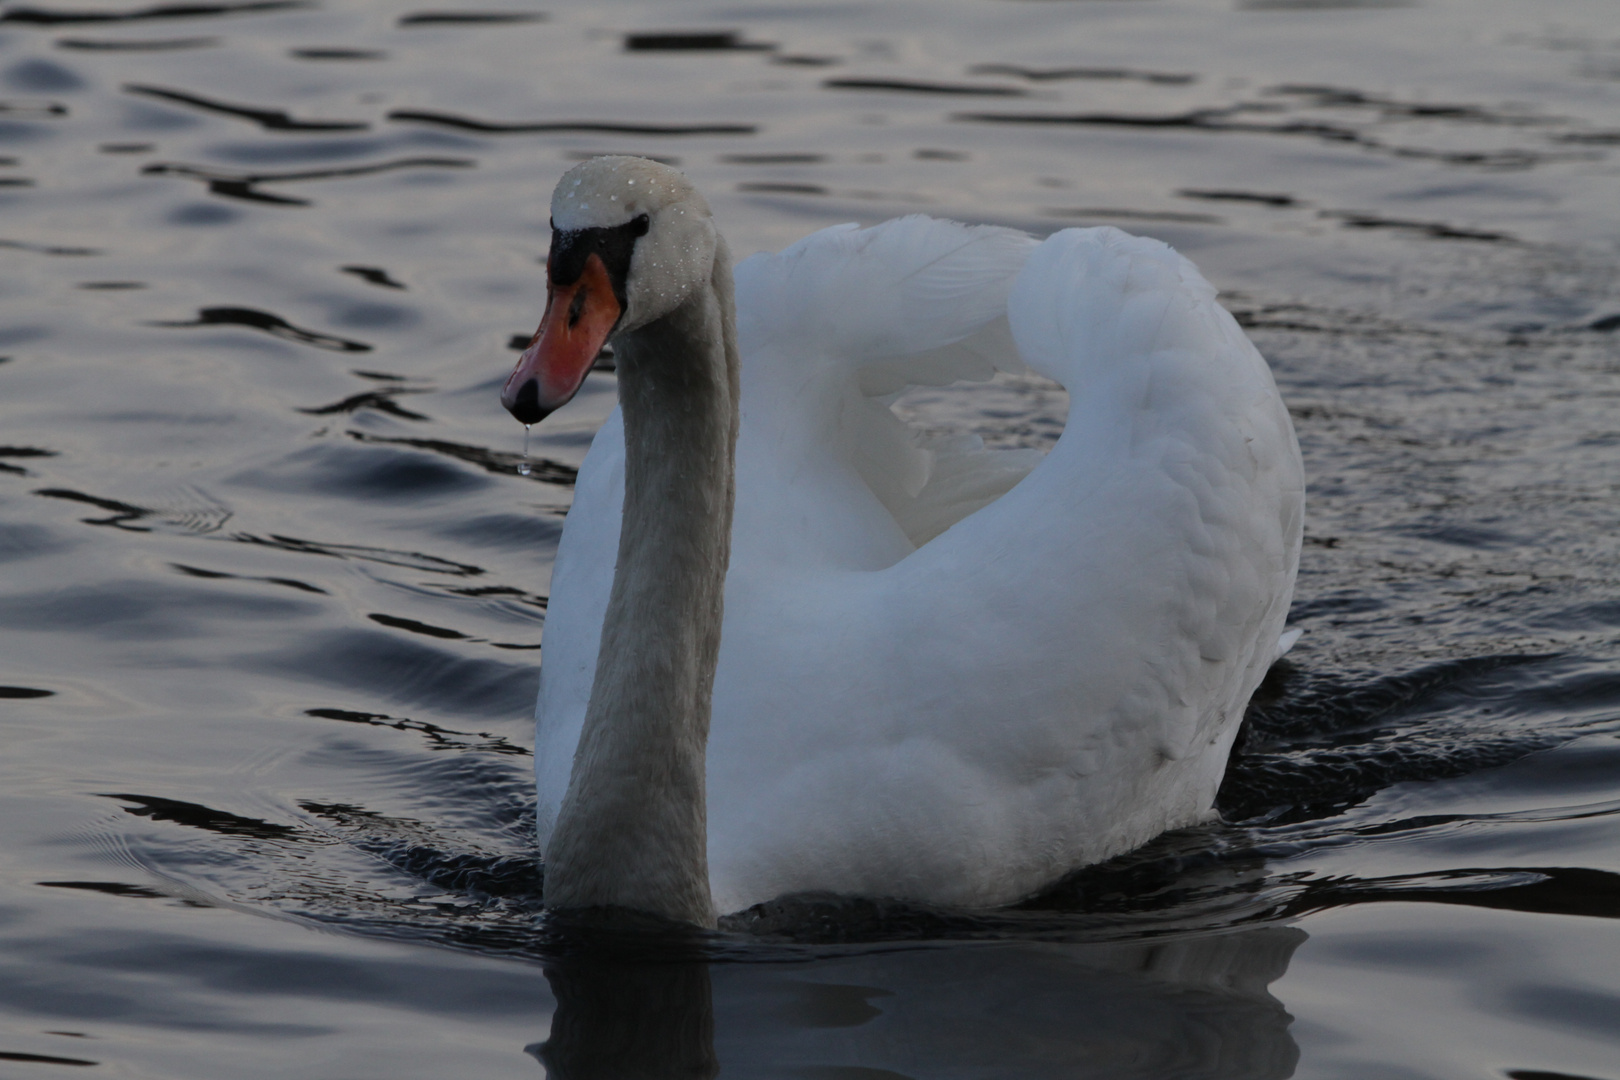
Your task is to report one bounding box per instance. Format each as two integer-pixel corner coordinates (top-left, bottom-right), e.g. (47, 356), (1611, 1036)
(543, 239), (739, 927)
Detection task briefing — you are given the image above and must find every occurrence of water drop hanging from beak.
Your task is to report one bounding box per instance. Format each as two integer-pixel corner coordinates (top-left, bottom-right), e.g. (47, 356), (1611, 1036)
(517, 424), (532, 477)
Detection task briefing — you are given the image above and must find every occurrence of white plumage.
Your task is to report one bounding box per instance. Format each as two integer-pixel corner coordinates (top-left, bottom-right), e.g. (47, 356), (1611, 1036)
(532, 208), (1303, 915)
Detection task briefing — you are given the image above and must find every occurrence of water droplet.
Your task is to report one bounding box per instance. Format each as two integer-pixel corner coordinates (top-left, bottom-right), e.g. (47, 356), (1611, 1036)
(518, 424), (532, 476)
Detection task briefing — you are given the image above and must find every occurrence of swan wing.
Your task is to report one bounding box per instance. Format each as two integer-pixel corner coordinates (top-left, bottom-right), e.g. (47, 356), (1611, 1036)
(704, 227), (1303, 911)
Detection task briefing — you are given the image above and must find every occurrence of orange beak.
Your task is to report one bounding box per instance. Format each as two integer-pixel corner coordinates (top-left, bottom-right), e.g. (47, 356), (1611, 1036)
(501, 252), (621, 425)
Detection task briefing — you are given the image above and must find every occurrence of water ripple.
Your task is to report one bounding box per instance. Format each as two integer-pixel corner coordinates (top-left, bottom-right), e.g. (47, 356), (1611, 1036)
(0, 1), (307, 26)
(398, 11), (546, 26)
(623, 31), (771, 52)
(386, 109), (757, 136)
(822, 77), (1027, 97)
(969, 63), (1196, 85)
(139, 156), (473, 205)
(299, 389), (431, 420)
(57, 35), (218, 50)
(150, 306), (373, 350)
(125, 83), (368, 131)
(346, 431), (579, 485)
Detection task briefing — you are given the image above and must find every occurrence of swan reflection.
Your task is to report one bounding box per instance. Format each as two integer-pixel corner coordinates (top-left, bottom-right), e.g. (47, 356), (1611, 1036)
(533, 926), (1303, 1079)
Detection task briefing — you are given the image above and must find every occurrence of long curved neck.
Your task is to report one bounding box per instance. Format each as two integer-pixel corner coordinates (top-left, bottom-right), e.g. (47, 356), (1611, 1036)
(543, 239), (739, 927)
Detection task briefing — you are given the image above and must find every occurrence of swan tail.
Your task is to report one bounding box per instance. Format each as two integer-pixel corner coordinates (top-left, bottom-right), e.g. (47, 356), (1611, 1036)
(1275, 627), (1303, 660)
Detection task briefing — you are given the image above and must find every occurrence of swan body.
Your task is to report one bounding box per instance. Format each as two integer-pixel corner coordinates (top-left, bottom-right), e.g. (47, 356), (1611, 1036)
(508, 158), (1304, 923)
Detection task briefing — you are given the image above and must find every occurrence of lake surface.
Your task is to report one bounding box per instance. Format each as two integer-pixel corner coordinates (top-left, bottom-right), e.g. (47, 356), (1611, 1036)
(2, 0), (1619, 1075)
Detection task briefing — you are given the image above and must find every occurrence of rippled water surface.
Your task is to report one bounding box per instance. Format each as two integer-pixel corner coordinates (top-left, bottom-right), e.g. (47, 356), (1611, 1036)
(3, 0), (1619, 1075)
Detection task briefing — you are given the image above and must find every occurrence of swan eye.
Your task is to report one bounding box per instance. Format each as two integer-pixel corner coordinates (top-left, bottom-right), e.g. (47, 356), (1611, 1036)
(631, 213), (650, 237)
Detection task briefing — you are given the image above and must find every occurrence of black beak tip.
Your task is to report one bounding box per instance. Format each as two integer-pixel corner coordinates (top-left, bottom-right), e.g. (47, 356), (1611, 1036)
(503, 378), (549, 426)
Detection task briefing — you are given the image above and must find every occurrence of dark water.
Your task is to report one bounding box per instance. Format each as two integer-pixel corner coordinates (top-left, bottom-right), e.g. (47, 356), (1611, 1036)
(3, 0), (1619, 1075)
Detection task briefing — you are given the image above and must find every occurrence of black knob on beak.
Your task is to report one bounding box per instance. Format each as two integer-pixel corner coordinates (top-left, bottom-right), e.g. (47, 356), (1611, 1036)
(503, 378), (547, 425)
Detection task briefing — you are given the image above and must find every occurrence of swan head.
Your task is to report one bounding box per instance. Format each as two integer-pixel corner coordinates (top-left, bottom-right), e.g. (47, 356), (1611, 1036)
(501, 156), (718, 425)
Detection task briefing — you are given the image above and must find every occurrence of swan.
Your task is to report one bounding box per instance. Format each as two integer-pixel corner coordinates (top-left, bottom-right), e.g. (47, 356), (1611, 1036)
(501, 156), (1304, 927)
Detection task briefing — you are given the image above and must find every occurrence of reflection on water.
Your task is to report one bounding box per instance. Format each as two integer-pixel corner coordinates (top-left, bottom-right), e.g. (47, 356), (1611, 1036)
(537, 928), (1304, 1079)
(2, 0), (1619, 1074)
(538, 946), (719, 1080)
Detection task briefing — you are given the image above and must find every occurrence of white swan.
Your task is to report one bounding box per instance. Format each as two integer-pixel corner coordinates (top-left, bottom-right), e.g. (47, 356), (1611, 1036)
(502, 157), (1304, 927)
